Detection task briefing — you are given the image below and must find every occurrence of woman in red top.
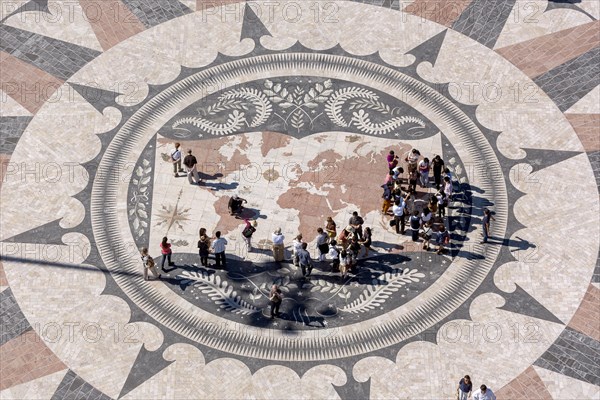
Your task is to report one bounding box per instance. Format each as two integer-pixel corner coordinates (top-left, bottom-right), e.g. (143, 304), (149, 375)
(160, 236), (173, 269)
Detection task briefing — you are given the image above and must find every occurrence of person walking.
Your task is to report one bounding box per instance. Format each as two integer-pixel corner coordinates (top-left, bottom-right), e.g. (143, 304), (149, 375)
(392, 198), (406, 234)
(272, 228), (285, 262)
(457, 375), (473, 400)
(183, 149), (201, 185)
(472, 385), (496, 400)
(297, 242), (313, 277)
(211, 231), (228, 268)
(140, 248), (160, 280)
(436, 225), (450, 255)
(197, 228), (210, 267)
(241, 219), (256, 252)
(292, 234), (303, 266)
(481, 208), (496, 244)
(436, 190), (447, 217)
(269, 284), (283, 318)
(316, 228), (329, 261)
(159, 237), (173, 269)
(418, 157), (430, 187)
(170, 142), (183, 177)
(431, 155), (445, 190)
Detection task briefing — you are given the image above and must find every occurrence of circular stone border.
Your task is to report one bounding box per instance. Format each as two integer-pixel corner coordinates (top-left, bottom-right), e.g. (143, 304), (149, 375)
(91, 51), (507, 361)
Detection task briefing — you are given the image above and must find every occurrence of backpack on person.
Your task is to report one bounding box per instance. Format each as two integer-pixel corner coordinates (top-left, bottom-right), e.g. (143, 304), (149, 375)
(242, 225), (256, 238)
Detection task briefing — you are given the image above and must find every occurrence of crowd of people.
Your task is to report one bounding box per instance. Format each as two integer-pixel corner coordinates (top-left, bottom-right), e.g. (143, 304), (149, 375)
(140, 146), (470, 281)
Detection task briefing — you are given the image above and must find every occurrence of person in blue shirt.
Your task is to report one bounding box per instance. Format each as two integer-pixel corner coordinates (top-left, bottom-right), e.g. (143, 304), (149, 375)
(457, 375), (472, 400)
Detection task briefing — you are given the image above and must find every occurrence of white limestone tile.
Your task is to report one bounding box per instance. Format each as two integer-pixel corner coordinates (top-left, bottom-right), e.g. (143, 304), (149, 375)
(494, 0), (595, 49)
(0, 87), (120, 241)
(534, 365), (600, 400)
(579, 0), (600, 19)
(497, 153), (600, 323)
(258, 0), (443, 68)
(0, 90), (33, 117)
(69, 7), (253, 107)
(419, 29), (586, 159)
(565, 85), (600, 114)
(124, 344), (345, 400)
(4, 0), (103, 52)
(354, 293), (565, 400)
(0, 369), (68, 400)
(1, 235), (164, 400)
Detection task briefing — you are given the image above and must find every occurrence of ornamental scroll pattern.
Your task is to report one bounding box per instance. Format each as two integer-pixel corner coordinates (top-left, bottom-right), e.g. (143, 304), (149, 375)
(171, 79), (427, 136)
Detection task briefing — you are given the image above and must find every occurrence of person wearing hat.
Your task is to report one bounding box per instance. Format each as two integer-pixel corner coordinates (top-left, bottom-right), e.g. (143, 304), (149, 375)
(272, 228), (285, 262)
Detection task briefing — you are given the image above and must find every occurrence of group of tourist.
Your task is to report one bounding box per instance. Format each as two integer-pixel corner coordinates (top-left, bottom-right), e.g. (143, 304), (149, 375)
(142, 143), (496, 287)
(383, 148), (455, 255)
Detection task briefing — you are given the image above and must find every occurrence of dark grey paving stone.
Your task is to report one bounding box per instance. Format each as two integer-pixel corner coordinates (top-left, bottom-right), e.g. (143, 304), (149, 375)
(534, 47), (600, 112)
(51, 370), (112, 400)
(0, 288), (31, 345)
(0, 116), (33, 154)
(534, 327), (600, 386)
(0, 25), (100, 81)
(452, 0), (517, 48)
(121, 0), (192, 28)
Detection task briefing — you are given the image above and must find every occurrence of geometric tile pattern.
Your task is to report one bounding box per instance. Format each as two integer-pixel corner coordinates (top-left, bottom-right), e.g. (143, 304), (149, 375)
(0, 288), (31, 346)
(79, 0), (146, 51)
(0, 329), (67, 391)
(0, 25), (100, 81)
(534, 47), (600, 112)
(567, 114), (600, 152)
(589, 150), (600, 195)
(50, 370), (112, 400)
(403, 0), (473, 27)
(452, 0), (517, 48)
(0, 116), (33, 154)
(496, 21), (600, 79)
(496, 366), (553, 400)
(121, 0), (192, 28)
(567, 284), (600, 342)
(534, 327), (600, 386)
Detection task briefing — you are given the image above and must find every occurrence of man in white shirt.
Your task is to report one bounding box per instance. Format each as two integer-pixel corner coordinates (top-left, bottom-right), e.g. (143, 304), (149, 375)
(392, 198), (406, 234)
(211, 231), (228, 268)
(171, 142), (183, 177)
(473, 385), (496, 400)
(272, 228), (285, 262)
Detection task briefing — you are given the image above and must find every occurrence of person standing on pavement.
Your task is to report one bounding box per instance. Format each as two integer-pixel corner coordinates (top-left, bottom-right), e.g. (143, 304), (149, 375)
(292, 234), (303, 266)
(171, 142), (183, 177)
(241, 219), (256, 252)
(472, 385), (496, 400)
(418, 157), (430, 188)
(211, 231), (228, 268)
(381, 182), (393, 215)
(316, 228), (329, 261)
(272, 228), (285, 262)
(140, 247), (160, 280)
(481, 208), (496, 244)
(269, 284), (283, 318)
(297, 242), (313, 278)
(197, 228), (210, 267)
(392, 198), (406, 234)
(159, 236), (174, 269)
(409, 210), (421, 242)
(431, 155), (445, 190)
(457, 375), (472, 400)
(183, 149), (201, 185)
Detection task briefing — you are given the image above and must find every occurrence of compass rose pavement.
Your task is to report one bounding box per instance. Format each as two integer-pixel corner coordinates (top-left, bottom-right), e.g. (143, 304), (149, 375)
(0, 1), (599, 399)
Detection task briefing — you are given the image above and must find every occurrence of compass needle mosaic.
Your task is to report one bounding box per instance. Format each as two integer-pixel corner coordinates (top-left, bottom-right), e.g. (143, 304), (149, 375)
(0, 1), (599, 399)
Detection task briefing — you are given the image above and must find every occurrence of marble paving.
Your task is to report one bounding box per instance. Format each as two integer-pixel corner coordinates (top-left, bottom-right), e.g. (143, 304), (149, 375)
(0, 1), (599, 399)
